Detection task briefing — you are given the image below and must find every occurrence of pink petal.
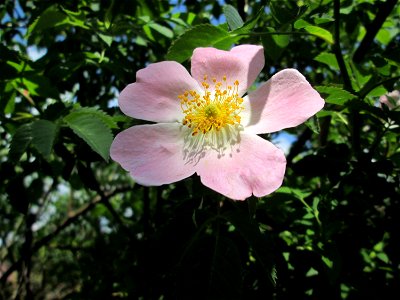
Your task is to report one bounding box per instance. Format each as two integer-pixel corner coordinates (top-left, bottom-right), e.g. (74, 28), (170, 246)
(196, 133), (286, 200)
(110, 123), (195, 185)
(119, 61), (202, 122)
(191, 45), (264, 96)
(380, 90), (400, 110)
(242, 69), (325, 134)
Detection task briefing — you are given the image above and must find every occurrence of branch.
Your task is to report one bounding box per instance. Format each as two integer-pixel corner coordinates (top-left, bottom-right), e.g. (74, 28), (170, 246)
(360, 75), (400, 99)
(353, 0), (398, 63)
(286, 128), (312, 166)
(0, 196), (101, 285)
(0, 187), (129, 285)
(333, 0), (353, 93)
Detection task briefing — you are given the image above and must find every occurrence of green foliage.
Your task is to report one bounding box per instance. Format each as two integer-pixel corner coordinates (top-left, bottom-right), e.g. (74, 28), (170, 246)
(166, 24), (236, 62)
(31, 119), (59, 158)
(64, 109), (114, 161)
(1, 0), (399, 299)
(223, 4), (244, 30)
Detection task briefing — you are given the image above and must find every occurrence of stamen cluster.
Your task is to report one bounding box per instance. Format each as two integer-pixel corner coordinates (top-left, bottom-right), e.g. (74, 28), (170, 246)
(179, 75), (244, 136)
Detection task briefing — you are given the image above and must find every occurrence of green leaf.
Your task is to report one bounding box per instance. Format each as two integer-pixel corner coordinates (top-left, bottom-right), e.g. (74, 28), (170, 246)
(9, 124), (32, 161)
(322, 256), (333, 269)
(314, 52), (339, 70)
(31, 120), (58, 158)
(293, 19), (309, 29)
(70, 107), (119, 129)
(148, 23), (174, 38)
(143, 24), (155, 41)
(315, 86), (357, 105)
(304, 25), (333, 44)
(305, 115), (320, 134)
(60, 7), (90, 29)
(64, 111), (113, 161)
(262, 27), (290, 62)
(376, 252), (389, 264)
(270, 1), (304, 25)
(98, 33), (113, 46)
(223, 5), (244, 31)
(28, 5), (68, 36)
(166, 24), (235, 63)
(14, 74), (59, 99)
(294, 20), (333, 44)
(231, 8), (262, 35)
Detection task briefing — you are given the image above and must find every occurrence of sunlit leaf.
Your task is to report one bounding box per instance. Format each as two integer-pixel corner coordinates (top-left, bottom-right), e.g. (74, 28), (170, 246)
(223, 5), (244, 31)
(28, 5), (68, 36)
(64, 111), (113, 161)
(70, 107), (119, 129)
(315, 85), (357, 105)
(166, 24), (235, 62)
(294, 19), (334, 44)
(314, 52), (339, 70)
(148, 23), (174, 38)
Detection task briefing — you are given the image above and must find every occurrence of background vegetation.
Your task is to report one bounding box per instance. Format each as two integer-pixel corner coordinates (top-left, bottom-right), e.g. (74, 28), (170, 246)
(1, 0), (399, 299)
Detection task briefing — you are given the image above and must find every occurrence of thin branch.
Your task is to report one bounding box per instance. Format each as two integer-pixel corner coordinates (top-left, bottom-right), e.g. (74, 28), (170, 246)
(333, 0), (362, 157)
(0, 187), (130, 285)
(236, 31), (316, 37)
(353, 0), (398, 63)
(360, 75), (400, 99)
(333, 0), (353, 93)
(286, 128), (312, 166)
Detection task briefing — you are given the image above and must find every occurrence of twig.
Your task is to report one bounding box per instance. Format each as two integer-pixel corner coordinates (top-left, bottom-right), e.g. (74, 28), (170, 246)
(333, 0), (353, 93)
(360, 75), (400, 99)
(353, 0), (398, 63)
(0, 187), (129, 285)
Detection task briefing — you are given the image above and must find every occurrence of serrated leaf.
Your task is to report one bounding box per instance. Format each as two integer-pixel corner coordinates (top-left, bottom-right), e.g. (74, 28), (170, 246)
(166, 24), (235, 63)
(305, 115), (320, 134)
(31, 119), (58, 158)
(70, 107), (118, 129)
(64, 112), (113, 161)
(223, 5), (244, 31)
(315, 86), (357, 105)
(314, 52), (339, 70)
(9, 124), (33, 161)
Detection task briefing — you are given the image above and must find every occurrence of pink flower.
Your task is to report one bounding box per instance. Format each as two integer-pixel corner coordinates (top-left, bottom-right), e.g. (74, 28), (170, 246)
(110, 45), (324, 200)
(380, 90), (400, 110)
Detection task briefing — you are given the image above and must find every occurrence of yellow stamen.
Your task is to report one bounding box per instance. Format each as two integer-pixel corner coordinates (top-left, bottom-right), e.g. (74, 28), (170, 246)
(179, 75), (243, 136)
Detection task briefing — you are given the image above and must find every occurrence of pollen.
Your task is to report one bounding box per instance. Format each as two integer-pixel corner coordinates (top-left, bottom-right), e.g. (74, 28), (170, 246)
(179, 75), (243, 136)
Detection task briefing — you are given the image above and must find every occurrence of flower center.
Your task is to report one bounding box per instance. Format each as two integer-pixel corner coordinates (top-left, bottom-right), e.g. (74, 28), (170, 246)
(179, 75), (244, 136)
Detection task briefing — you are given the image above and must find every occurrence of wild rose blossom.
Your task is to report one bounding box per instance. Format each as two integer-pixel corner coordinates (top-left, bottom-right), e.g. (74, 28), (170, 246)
(380, 90), (400, 110)
(110, 45), (324, 200)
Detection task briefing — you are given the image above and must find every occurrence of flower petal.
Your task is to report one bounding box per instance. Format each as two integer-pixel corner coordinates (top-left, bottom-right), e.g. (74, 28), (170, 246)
(196, 133), (286, 200)
(242, 69), (325, 134)
(380, 90), (400, 110)
(119, 61), (201, 122)
(110, 123), (195, 185)
(191, 45), (264, 96)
